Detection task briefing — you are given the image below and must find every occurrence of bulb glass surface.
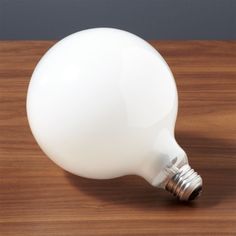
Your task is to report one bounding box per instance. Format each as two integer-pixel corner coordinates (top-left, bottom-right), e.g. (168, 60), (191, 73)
(27, 28), (202, 200)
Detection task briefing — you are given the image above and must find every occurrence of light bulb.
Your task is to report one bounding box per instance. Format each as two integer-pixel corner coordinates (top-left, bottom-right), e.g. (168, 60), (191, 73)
(27, 28), (202, 201)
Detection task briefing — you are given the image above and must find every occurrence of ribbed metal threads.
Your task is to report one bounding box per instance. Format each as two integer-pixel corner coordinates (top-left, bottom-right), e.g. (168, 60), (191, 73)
(165, 164), (203, 201)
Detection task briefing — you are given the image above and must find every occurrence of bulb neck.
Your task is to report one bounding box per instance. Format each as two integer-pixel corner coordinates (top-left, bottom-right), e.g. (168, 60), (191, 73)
(164, 164), (203, 201)
(146, 130), (188, 186)
(139, 129), (203, 201)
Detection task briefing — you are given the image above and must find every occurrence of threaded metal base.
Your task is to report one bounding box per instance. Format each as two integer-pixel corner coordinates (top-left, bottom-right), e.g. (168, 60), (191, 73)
(165, 164), (202, 201)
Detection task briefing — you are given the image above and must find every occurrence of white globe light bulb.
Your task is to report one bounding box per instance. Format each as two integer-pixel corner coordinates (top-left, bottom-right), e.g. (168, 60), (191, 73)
(27, 28), (202, 201)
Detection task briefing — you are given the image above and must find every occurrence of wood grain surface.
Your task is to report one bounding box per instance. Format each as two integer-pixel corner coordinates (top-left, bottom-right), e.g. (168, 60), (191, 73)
(0, 41), (235, 236)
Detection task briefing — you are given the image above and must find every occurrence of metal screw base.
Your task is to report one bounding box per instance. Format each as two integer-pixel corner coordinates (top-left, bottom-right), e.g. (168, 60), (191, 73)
(165, 164), (203, 201)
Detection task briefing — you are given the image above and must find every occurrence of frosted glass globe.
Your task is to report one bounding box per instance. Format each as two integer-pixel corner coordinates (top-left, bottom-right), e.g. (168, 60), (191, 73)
(27, 28), (202, 201)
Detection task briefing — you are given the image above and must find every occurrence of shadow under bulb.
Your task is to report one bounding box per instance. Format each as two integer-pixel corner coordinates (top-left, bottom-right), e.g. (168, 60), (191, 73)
(27, 28), (203, 201)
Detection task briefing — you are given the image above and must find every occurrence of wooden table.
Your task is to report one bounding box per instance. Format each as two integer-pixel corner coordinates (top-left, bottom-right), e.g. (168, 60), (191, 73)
(0, 41), (235, 235)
